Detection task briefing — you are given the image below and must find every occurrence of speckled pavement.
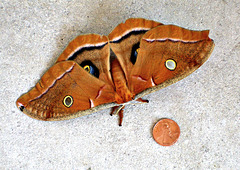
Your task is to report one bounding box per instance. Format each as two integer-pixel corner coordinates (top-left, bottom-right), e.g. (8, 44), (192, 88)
(1, 0), (239, 169)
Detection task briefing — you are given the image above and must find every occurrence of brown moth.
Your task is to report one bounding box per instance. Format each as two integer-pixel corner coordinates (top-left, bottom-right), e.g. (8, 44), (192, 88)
(16, 18), (214, 126)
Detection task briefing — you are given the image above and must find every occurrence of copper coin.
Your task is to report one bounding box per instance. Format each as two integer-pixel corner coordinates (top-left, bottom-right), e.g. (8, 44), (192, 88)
(153, 119), (180, 146)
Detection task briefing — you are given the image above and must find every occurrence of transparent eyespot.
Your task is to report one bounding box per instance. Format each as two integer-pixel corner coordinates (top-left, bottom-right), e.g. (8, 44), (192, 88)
(130, 43), (140, 65)
(165, 59), (176, 71)
(83, 65), (90, 73)
(136, 48), (139, 54)
(80, 61), (99, 78)
(63, 95), (73, 108)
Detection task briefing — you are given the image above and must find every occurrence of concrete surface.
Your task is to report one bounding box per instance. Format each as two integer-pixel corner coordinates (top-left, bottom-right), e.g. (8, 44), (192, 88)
(0, 0), (239, 169)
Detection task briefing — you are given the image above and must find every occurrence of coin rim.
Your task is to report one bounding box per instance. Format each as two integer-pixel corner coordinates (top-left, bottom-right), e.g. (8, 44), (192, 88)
(152, 118), (180, 146)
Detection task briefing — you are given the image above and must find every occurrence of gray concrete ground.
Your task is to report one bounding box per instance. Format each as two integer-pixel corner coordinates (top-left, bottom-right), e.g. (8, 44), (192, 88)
(1, 0), (239, 169)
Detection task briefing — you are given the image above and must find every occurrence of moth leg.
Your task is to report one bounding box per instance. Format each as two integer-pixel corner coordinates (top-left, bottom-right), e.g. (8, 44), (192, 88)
(117, 106), (125, 126)
(136, 98), (149, 103)
(110, 106), (119, 116)
(110, 106), (125, 126)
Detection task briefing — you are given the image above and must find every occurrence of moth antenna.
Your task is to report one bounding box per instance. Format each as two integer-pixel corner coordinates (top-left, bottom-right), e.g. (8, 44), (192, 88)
(115, 105), (124, 115)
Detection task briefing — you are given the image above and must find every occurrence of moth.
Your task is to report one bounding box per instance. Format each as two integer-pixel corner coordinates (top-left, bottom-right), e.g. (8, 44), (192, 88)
(16, 18), (214, 126)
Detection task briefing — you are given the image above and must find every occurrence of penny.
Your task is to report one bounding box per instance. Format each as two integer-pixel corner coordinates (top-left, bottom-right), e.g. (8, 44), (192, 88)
(153, 118), (180, 146)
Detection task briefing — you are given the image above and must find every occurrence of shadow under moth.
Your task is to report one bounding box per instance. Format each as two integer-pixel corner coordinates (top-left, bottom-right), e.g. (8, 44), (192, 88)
(16, 18), (215, 126)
